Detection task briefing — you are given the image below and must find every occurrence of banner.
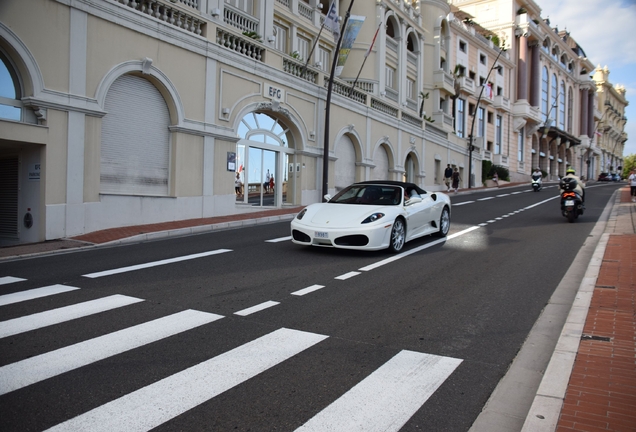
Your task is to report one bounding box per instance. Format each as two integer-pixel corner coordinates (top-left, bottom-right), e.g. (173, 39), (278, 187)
(335, 15), (365, 77)
(323, 1), (340, 38)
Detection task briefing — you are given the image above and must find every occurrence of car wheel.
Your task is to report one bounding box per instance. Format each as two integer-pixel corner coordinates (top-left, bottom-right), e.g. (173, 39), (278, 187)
(435, 206), (450, 237)
(388, 218), (406, 253)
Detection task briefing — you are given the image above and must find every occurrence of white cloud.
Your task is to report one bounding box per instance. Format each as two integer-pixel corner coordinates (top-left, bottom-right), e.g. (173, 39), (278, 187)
(539, 0), (636, 67)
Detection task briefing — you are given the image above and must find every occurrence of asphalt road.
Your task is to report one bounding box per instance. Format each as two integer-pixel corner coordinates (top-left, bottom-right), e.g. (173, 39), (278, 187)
(0, 182), (622, 431)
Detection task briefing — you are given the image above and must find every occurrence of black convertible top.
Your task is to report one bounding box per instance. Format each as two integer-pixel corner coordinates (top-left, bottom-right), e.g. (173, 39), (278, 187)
(355, 180), (427, 195)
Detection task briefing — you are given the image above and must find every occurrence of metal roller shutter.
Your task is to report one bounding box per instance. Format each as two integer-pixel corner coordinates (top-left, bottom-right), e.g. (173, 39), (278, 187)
(0, 157), (19, 238)
(101, 74), (170, 196)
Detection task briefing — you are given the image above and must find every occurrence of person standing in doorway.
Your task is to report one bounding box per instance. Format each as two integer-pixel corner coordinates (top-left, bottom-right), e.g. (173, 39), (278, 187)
(452, 167), (461, 193)
(235, 172), (243, 197)
(492, 171), (499, 188)
(444, 164), (453, 192)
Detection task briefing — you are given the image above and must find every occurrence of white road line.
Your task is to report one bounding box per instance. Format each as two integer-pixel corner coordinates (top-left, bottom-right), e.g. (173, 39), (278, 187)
(477, 197), (495, 201)
(45, 328), (328, 432)
(452, 201), (474, 206)
(359, 226), (480, 272)
(266, 236), (292, 243)
(0, 295), (144, 338)
(496, 194), (511, 197)
(296, 350), (462, 432)
(82, 249), (232, 278)
(234, 301), (280, 316)
(487, 220), (497, 223)
(511, 191), (523, 194)
(524, 195), (559, 210)
(0, 277), (26, 286)
(0, 310), (223, 396)
(291, 285), (325, 296)
(335, 271), (361, 280)
(479, 223), (489, 227)
(0, 285), (80, 306)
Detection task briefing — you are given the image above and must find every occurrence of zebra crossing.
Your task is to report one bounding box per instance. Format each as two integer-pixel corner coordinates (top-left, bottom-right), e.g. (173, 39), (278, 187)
(0, 276), (463, 431)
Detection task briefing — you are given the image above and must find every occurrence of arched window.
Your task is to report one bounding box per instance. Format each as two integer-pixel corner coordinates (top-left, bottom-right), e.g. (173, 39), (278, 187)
(559, 81), (566, 130)
(551, 73), (558, 124)
(237, 112), (290, 146)
(541, 67), (549, 122)
(386, 18), (396, 39)
(0, 52), (22, 121)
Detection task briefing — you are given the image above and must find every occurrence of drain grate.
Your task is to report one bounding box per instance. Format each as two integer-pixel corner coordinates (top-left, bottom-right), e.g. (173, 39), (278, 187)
(581, 334), (611, 342)
(595, 285), (616, 289)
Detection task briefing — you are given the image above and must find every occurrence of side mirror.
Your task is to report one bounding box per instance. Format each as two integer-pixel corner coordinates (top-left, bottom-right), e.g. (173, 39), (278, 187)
(405, 197), (422, 205)
(323, 194), (332, 202)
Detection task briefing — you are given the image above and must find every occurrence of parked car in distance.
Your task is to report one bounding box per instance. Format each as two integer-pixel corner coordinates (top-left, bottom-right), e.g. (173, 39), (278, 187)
(611, 173), (621, 182)
(597, 172), (611, 181)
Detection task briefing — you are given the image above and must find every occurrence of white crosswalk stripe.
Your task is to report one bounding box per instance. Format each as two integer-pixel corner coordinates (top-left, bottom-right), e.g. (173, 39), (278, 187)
(2, 285), (464, 431)
(0, 284), (80, 306)
(0, 294), (143, 338)
(296, 350), (462, 432)
(0, 309), (223, 396)
(45, 328), (329, 432)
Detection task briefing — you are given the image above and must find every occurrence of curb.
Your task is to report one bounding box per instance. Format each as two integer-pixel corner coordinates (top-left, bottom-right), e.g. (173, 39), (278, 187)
(519, 189), (621, 431)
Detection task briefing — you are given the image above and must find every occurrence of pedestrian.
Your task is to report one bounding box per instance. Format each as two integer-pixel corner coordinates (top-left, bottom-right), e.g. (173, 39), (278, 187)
(492, 171), (499, 188)
(269, 175), (274, 194)
(452, 167), (461, 193)
(234, 172), (243, 197)
(629, 169), (636, 202)
(264, 169), (271, 193)
(444, 164), (453, 192)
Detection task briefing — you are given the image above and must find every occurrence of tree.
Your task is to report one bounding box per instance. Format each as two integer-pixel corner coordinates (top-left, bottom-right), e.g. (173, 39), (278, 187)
(622, 154), (636, 178)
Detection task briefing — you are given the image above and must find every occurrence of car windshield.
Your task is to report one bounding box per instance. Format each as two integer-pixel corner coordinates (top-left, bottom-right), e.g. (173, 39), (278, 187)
(330, 184), (402, 205)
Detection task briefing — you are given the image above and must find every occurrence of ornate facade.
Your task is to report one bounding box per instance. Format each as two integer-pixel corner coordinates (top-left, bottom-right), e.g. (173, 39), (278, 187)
(0, 0), (627, 245)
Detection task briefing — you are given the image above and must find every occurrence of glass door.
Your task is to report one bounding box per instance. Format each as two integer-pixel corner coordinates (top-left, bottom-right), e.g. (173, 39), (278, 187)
(242, 147), (278, 207)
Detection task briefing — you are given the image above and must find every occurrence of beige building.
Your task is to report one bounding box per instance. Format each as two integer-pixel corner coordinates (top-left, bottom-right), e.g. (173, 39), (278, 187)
(0, 0), (627, 246)
(592, 66), (628, 177)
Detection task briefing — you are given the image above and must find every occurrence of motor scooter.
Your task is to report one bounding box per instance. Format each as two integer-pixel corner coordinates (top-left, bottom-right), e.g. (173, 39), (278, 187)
(531, 174), (542, 192)
(560, 178), (584, 223)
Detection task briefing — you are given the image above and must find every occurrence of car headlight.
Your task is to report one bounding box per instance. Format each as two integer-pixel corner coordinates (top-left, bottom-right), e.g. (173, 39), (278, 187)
(296, 208), (308, 220)
(362, 213), (385, 224)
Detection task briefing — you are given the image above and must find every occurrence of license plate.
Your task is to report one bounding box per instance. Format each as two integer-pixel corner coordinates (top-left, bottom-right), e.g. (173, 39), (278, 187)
(565, 200), (575, 206)
(315, 231), (329, 238)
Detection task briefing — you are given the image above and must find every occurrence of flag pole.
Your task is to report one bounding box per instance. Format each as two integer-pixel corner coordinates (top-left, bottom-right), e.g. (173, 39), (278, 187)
(301, 24), (325, 79)
(322, 0), (355, 200)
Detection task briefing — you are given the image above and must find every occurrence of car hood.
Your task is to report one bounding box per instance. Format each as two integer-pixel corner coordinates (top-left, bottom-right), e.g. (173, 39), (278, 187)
(306, 203), (391, 228)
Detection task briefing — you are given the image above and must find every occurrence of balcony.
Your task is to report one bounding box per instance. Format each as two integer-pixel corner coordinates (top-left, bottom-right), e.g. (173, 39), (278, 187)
(493, 154), (509, 167)
(457, 76), (475, 94)
(432, 110), (454, 131)
(493, 95), (510, 110)
(512, 101), (542, 123)
(433, 70), (455, 96)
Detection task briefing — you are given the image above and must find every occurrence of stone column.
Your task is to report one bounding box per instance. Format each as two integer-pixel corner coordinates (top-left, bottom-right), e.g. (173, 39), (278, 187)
(529, 42), (540, 106)
(587, 91), (595, 138)
(580, 89), (588, 137)
(517, 35), (528, 101)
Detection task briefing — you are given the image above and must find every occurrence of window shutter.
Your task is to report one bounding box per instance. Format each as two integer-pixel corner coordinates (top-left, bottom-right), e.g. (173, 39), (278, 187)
(101, 75), (170, 196)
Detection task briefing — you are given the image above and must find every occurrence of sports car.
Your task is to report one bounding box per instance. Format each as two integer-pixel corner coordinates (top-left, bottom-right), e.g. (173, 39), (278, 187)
(290, 181), (451, 252)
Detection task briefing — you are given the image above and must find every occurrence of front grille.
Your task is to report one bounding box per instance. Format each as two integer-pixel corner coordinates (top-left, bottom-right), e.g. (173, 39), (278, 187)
(292, 230), (311, 243)
(334, 235), (369, 247)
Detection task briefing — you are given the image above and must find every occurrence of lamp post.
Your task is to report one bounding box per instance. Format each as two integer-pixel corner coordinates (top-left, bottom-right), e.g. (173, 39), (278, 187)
(467, 46), (505, 188)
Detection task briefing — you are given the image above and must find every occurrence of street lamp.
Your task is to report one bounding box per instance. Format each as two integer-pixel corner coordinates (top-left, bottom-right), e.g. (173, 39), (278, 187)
(467, 46), (505, 188)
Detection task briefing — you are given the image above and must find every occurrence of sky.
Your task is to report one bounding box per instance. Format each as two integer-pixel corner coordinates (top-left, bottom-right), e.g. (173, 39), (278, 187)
(538, 0), (636, 157)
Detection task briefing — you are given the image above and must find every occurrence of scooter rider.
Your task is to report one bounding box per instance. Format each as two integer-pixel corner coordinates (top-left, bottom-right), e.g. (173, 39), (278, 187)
(560, 167), (585, 203)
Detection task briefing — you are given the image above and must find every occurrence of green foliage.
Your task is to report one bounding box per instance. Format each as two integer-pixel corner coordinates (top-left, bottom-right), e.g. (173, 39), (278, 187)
(482, 161), (510, 182)
(242, 31), (262, 41)
(622, 154), (636, 177)
(290, 50), (303, 61)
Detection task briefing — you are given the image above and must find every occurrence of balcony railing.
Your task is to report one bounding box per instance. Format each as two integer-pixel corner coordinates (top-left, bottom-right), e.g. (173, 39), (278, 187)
(493, 95), (510, 110)
(223, 4), (259, 33)
(433, 69), (455, 95)
(216, 28), (264, 60)
(113, 0), (205, 36)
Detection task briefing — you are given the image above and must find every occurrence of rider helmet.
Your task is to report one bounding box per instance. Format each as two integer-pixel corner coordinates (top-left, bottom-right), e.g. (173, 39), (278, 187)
(566, 167), (575, 175)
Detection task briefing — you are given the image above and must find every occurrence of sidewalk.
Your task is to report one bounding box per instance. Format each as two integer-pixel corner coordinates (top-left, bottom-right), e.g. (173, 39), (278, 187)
(522, 186), (636, 432)
(1, 183), (634, 432)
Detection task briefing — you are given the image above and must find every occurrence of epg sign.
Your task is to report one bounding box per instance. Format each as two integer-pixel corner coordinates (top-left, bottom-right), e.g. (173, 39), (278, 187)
(264, 83), (284, 102)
